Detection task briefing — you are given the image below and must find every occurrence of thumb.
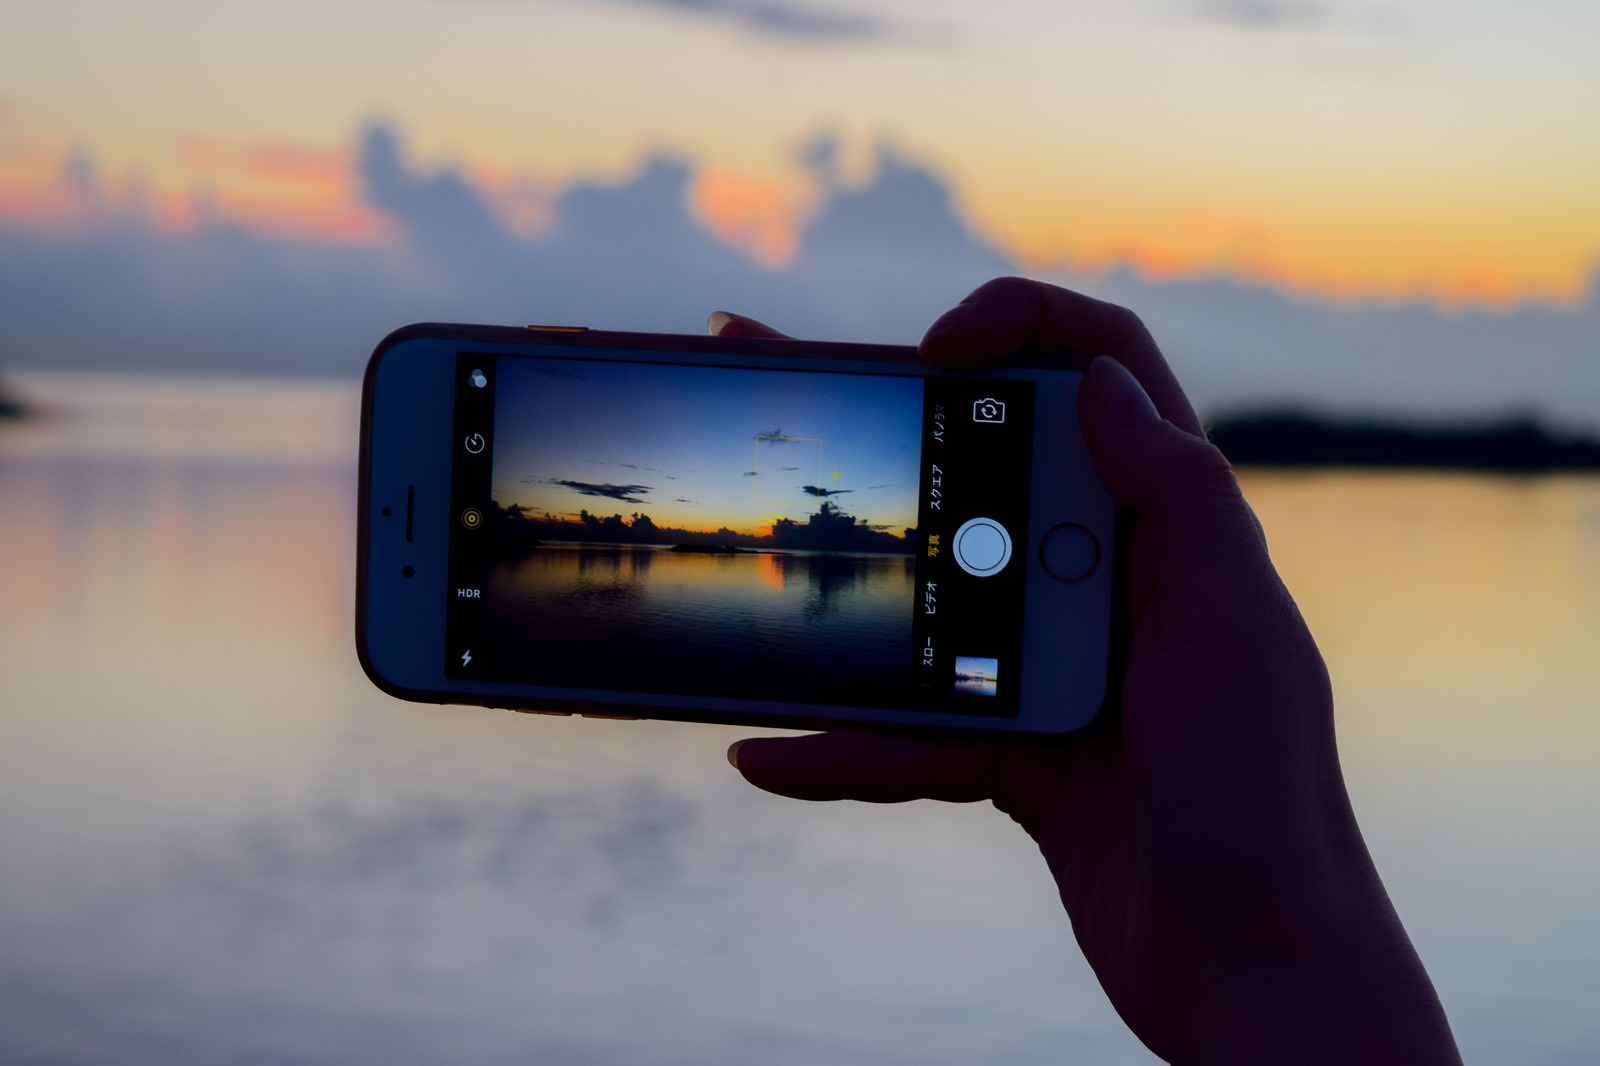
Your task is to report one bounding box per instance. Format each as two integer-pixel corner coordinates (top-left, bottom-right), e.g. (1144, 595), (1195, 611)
(1077, 356), (1266, 577)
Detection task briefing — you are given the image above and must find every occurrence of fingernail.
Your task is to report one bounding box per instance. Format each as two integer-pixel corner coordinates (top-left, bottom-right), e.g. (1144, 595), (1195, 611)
(727, 740), (746, 769)
(709, 310), (766, 336)
(1087, 356), (1162, 429)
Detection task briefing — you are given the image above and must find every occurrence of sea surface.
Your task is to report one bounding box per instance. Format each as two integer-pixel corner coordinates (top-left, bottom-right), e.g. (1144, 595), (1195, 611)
(2, 372), (1598, 1065)
(484, 545), (913, 702)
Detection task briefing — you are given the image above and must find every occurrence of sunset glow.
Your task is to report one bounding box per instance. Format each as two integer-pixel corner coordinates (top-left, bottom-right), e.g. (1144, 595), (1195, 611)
(490, 355), (922, 539)
(2, 129), (1589, 306)
(2, 0), (1594, 310)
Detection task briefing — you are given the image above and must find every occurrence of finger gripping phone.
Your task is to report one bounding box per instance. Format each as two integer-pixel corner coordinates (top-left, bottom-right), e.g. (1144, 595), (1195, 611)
(357, 323), (1120, 737)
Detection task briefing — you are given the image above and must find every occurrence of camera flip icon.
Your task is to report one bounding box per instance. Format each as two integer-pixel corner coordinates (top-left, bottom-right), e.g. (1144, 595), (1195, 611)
(972, 397), (1006, 424)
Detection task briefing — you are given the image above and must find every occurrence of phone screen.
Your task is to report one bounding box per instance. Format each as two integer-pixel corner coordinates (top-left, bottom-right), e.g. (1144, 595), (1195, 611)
(443, 352), (1036, 716)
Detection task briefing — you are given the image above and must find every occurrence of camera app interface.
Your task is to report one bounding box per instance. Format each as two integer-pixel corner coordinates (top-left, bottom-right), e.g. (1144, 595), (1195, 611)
(445, 353), (1034, 716)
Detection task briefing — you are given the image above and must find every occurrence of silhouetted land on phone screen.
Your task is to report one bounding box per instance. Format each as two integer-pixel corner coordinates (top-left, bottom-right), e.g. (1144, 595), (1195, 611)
(487, 499), (915, 554)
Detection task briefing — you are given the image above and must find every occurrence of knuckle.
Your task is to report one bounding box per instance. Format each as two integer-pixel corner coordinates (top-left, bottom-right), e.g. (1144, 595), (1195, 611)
(969, 275), (1037, 306)
(1170, 430), (1239, 488)
(1103, 302), (1152, 351)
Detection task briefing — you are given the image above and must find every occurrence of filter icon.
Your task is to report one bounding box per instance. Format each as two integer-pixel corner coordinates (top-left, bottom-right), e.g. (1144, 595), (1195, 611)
(460, 507), (484, 530)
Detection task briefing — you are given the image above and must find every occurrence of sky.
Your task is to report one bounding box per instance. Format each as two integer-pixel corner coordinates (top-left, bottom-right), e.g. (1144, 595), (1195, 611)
(4, 0), (1598, 302)
(1, 0), (1597, 421)
(491, 356), (922, 534)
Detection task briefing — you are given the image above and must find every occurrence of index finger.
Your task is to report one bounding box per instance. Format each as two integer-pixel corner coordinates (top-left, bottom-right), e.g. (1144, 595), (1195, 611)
(919, 276), (1202, 436)
(727, 730), (1070, 834)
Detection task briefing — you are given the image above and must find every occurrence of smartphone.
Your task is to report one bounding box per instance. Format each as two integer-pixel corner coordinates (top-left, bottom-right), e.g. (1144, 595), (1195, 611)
(357, 323), (1120, 737)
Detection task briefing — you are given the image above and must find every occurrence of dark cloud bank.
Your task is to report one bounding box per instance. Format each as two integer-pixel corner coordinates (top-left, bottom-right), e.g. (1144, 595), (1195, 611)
(1, 121), (1597, 424)
(549, 480), (653, 503)
(592, 0), (899, 45)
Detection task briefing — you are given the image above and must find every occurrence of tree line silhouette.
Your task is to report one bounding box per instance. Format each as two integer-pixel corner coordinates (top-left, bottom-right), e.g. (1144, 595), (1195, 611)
(487, 499), (914, 554)
(1209, 412), (1600, 472)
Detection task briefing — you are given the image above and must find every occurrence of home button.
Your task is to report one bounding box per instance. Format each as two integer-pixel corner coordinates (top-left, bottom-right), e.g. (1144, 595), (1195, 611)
(1039, 523), (1100, 583)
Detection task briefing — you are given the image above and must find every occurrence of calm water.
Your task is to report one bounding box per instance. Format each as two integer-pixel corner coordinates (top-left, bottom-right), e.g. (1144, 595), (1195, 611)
(486, 545), (913, 701)
(2, 372), (1598, 1064)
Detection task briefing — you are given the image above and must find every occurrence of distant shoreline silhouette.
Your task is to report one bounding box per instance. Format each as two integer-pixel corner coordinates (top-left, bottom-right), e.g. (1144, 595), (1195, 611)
(487, 499), (916, 554)
(0, 375), (25, 420)
(1210, 412), (1600, 473)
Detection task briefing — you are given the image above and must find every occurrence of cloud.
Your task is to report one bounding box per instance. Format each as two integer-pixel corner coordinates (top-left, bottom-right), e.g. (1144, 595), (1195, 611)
(591, 0), (898, 44)
(789, 135), (1013, 339)
(550, 479), (652, 502)
(802, 485), (852, 497)
(1189, 0), (1326, 29)
(601, 460), (673, 476)
(1, 119), (1597, 429)
(0, 121), (1033, 378)
(1183, 0), (1407, 36)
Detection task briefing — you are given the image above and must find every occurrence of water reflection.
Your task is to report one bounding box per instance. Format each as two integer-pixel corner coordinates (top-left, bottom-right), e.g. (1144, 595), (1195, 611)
(485, 544), (913, 701)
(0, 376), (1597, 1064)
(1245, 472), (1600, 756)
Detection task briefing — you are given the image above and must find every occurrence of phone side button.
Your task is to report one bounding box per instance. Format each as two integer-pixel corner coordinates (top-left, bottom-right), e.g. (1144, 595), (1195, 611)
(1039, 523), (1101, 584)
(524, 323), (589, 333)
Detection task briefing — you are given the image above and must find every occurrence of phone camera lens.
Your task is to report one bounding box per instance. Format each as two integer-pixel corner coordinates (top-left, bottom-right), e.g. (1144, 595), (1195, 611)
(401, 565), (415, 579)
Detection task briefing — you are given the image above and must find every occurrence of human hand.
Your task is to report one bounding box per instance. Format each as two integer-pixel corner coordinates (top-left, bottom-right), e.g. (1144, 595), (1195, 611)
(710, 281), (1459, 1064)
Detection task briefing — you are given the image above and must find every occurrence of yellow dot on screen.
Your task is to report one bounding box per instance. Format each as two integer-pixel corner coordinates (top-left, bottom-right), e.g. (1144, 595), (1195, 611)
(830, 471), (840, 479)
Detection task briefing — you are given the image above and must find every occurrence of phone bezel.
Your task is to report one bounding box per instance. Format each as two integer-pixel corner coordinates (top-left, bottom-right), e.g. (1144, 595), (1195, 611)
(357, 323), (1122, 738)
